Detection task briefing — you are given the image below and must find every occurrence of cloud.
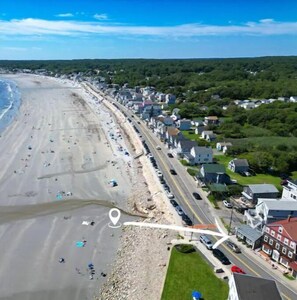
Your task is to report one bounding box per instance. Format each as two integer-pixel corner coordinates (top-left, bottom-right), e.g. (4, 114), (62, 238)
(56, 13), (73, 17)
(0, 18), (296, 38)
(93, 13), (108, 20)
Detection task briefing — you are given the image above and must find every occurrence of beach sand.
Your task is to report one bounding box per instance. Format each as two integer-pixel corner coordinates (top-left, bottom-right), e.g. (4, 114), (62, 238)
(0, 74), (134, 300)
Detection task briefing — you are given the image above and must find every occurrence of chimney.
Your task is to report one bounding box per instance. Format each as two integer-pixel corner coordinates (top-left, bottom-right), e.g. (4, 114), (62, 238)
(288, 215), (291, 222)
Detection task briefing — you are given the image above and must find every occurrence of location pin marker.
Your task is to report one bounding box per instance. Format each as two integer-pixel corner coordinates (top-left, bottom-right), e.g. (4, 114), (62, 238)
(108, 208), (121, 228)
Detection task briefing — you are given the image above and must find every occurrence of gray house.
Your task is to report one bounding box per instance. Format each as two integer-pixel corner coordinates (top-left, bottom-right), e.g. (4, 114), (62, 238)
(242, 184), (279, 205)
(228, 158), (249, 173)
(175, 140), (197, 157)
(198, 164), (231, 184)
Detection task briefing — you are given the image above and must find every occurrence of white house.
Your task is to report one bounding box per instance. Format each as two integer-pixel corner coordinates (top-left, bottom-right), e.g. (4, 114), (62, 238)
(184, 146), (213, 165)
(165, 94), (176, 104)
(244, 199), (297, 231)
(228, 273), (282, 300)
(176, 119), (192, 130)
(216, 142), (232, 151)
(282, 180), (297, 201)
(201, 130), (213, 139)
(289, 96), (297, 103)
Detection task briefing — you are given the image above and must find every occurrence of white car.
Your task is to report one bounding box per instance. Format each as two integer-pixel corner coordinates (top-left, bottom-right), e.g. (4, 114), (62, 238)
(166, 191), (174, 199)
(223, 200), (232, 208)
(156, 145), (161, 150)
(157, 171), (163, 177)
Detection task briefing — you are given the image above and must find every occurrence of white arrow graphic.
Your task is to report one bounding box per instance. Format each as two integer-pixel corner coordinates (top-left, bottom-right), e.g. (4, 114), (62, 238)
(123, 219), (229, 249)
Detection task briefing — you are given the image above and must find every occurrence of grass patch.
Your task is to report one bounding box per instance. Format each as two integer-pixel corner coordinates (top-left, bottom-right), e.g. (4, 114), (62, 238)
(208, 194), (220, 209)
(283, 273), (295, 281)
(241, 125), (273, 137)
(162, 246), (229, 300)
(229, 136), (297, 149)
(180, 159), (190, 166)
(220, 217), (231, 232)
(215, 155), (282, 190)
(187, 168), (198, 176)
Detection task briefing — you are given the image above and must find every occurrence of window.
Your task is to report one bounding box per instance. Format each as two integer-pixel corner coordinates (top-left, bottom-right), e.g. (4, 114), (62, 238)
(282, 247), (287, 255)
(290, 241), (295, 249)
(271, 230), (275, 237)
(276, 243), (280, 250)
(264, 235), (268, 242)
(284, 238), (289, 245)
(269, 239), (273, 246)
(278, 227), (283, 234)
(288, 251), (293, 258)
(266, 227), (270, 233)
(277, 234), (282, 241)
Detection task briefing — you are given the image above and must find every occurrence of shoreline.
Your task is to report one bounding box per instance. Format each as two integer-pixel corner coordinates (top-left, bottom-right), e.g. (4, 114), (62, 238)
(0, 77), (21, 134)
(0, 74), (136, 300)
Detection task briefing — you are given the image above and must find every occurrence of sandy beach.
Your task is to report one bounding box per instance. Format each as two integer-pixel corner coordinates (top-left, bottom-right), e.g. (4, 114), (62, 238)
(0, 74), (135, 300)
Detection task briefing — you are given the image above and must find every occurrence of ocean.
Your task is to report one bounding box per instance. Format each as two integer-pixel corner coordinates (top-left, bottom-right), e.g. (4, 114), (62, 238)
(0, 78), (21, 134)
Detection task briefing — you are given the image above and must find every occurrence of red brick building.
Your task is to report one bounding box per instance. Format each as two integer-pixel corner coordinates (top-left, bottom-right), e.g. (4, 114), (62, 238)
(262, 216), (297, 277)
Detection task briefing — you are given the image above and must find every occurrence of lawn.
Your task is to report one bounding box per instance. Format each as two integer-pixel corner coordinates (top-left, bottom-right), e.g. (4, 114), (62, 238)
(215, 155), (282, 190)
(161, 246), (229, 300)
(229, 136), (297, 148)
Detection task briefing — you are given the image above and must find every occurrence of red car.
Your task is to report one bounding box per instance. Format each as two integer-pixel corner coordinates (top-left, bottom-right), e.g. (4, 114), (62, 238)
(231, 265), (246, 274)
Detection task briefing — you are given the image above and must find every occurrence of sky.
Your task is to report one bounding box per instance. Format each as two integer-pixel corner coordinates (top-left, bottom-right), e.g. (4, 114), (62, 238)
(0, 0), (297, 59)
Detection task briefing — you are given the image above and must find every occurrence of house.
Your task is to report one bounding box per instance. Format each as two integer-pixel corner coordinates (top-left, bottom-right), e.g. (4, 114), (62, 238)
(194, 126), (207, 135)
(262, 217), (297, 277)
(165, 94), (176, 104)
(228, 273), (282, 300)
(216, 142), (232, 152)
(198, 164), (231, 184)
(176, 118), (192, 131)
(205, 132), (216, 142)
(281, 180), (297, 201)
(201, 130), (213, 139)
(289, 96), (297, 103)
(164, 127), (180, 147)
(242, 184), (279, 205)
(204, 116), (219, 125)
(244, 199), (297, 231)
(235, 225), (262, 250)
(240, 102), (256, 110)
(141, 105), (162, 120)
(228, 158), (249, 174)
(184, 146), (213, 165)
(174, 140), (197, 157)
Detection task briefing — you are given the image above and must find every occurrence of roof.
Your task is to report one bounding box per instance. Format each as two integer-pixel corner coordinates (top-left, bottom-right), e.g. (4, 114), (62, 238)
(202, 163), (225, 174)
(178, 140), (197, 151)
(205, 116), (218, 120)
(232, 273), (282, 300)
(232, 158), (249, 167)
(167, 127), (180, 136)
(258, 199), (297, 211)
(217, 142), (233, 146)
(191, 146), (212, 155)
(202, 130), (213, 135)
(236, 225), (262, 242)
(268, 217), (297, 241)
(247, 184), (278, 194)
(209, 183), (228, 192)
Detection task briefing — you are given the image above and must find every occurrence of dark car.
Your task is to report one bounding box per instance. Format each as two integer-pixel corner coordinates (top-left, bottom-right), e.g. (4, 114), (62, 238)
(212, 249), (231, 265)
(175, 206), (184, 215)
(170, 199), (178, 207)
(182, 214), (193, 226)
(192, 192), (202, 200)
(167, 153), (174, 158)
(170, 169), (177, 175)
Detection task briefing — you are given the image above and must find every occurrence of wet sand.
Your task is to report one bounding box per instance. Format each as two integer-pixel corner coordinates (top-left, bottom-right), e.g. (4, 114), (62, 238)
(0, 74), (134, 300)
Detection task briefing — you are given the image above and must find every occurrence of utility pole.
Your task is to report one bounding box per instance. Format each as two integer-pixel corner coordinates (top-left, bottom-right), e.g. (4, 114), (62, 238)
(228, 206), (234, 235)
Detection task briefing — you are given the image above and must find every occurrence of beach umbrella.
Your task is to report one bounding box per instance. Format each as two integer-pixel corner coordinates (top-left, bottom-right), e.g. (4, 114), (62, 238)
(192, 291), (202, 300)
(76, 241), (85, 248)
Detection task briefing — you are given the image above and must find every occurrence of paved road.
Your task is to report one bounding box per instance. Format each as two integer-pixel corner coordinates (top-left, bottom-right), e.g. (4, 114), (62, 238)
(86, 84), (297, 300)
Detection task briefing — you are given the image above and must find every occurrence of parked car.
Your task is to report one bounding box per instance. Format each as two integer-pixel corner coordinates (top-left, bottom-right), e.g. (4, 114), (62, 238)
(231, 265), (246, 274)
(170, 169), (177, 175)
(170, 199), (178, 207)
(225, 241), (241, 253)
(167, 153), (174, 158)
(212, 249), (231, 265)
(166, 191), (174, 199)
(175, 206), (184, 215)
(199, 235), (213, 250)
(223, 200), (232, 208)
(192, 192), (202, 200)
(182, 214), (193, 226)
(156, 145), (161, 150)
